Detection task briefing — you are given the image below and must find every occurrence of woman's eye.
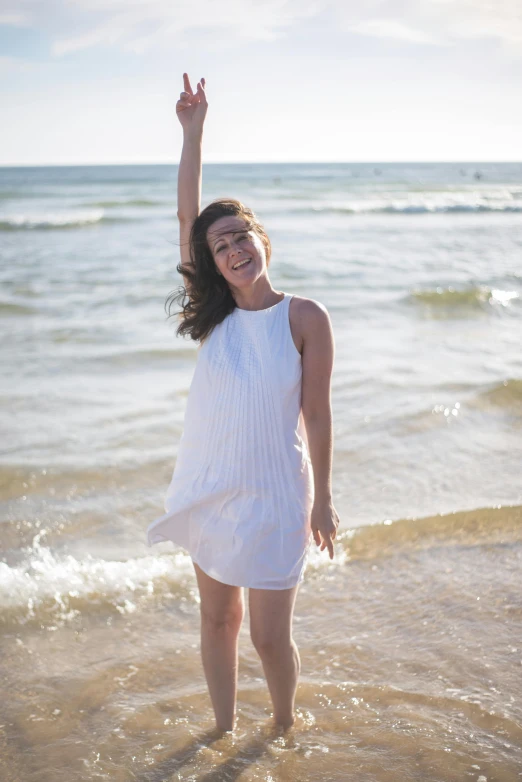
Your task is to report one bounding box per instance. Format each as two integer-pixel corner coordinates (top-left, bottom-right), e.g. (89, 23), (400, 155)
(215, 234), (248, 252)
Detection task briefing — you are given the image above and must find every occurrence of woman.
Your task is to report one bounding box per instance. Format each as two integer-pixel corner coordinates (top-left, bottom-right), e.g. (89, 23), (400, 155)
(147, 73), (340, 733)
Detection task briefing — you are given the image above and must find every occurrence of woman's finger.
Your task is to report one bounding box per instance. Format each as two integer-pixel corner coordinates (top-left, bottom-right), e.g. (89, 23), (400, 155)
(195, 82), (207, 105)
(327, 536), (334, 559)
(176, 100), (193, 114)
(316, 526), (335, 558)
(196, 79), (208, 105)
(183, 72), (193, 96)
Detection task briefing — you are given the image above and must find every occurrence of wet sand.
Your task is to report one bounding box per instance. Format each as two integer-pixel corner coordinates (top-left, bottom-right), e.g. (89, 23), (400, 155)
(1, 505), (521, 781)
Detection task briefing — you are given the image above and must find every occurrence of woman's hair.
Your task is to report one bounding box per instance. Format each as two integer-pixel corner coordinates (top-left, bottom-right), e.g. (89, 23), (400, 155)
(166, 197), (272, 343)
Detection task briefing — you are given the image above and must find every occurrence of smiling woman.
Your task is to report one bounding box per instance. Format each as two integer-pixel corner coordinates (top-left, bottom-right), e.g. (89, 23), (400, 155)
(167, 198), (274, 341)
(146, 72), (340, 735)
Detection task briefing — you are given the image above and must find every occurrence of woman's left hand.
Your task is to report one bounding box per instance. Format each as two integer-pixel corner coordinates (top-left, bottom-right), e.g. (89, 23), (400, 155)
(311, 499), (340, 559)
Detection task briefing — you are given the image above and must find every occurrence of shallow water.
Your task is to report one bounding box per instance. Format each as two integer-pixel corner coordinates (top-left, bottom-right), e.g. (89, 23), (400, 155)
(1, 163), (522, 780)
(1, 506), (521, 780)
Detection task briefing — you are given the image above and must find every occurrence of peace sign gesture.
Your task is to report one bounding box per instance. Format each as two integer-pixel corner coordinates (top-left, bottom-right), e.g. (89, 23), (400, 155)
(176, 73), (208, 136)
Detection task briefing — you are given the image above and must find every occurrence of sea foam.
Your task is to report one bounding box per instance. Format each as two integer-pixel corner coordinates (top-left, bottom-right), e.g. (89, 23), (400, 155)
(0, 209), (105, 230)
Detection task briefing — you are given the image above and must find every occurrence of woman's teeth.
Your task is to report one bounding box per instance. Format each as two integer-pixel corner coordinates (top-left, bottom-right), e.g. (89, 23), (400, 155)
(233, 258), (251, 270)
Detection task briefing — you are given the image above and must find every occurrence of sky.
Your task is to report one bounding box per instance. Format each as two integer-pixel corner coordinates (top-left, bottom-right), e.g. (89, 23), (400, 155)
(1, 0), (521, 165)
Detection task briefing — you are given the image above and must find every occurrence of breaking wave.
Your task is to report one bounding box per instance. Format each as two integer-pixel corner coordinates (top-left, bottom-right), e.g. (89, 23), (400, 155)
(1, 504), (520, 627)
(408, 285), (519, 309)
(0, 209), (105, 230)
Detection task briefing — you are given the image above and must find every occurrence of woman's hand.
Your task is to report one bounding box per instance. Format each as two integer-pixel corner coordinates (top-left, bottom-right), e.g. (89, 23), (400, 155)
(311, 499), (340, 560)
(176, 73), (208, 136)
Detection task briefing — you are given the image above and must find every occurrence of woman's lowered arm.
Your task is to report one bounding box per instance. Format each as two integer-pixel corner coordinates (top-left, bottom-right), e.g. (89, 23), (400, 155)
(300, 299), (340, 559)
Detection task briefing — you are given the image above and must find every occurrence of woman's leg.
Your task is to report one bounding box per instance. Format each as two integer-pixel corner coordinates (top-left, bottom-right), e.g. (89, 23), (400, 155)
(248, 584), (301, 728)
(192, 562), (244, 732)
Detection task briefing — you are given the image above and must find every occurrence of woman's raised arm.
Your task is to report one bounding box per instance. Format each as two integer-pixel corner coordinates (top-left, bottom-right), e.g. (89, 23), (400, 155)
(176, 74), (208, 289)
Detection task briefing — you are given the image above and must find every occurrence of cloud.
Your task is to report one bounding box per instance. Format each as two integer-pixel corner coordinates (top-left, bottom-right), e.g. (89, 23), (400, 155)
(51, 0), (321, 56)
(335, 0), (522, 48)
(0, 0), (322, 55)
(0, 0), (521, 56)
(346, 18), (446, 46)
(442, 0), (522, 45)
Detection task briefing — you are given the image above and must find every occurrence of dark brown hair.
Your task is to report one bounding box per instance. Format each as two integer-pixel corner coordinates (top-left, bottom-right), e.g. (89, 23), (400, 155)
(166, 198), (272, 343)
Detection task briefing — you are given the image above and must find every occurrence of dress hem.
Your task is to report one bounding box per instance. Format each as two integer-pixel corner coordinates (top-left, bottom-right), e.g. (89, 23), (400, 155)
(190, 553), (307, 590)
(147, 532), (308, 590)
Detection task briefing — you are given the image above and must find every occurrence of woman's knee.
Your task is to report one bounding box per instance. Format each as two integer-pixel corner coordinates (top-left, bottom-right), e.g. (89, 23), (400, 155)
(248, 585), (299, 658)
(200, 599), (244, 634)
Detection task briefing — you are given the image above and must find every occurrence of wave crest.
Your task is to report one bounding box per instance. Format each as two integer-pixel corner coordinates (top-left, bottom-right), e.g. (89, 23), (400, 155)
(470, 378), (522, 412)
(341, 504), (522, 562)
(2, 505), (520, 627)
(408, 285), (519, 310)
(0, 533), (194, 628)
(290, 198), (522, 216)
(0, 301), (36, 315)
(0, 209), (104, 230)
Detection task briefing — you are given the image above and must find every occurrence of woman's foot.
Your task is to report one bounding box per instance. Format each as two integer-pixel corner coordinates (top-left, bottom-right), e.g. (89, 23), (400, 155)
(273, 713), (295, 731)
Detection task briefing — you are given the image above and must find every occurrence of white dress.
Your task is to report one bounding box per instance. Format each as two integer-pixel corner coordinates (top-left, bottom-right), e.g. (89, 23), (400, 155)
(146, 292), (314, 589)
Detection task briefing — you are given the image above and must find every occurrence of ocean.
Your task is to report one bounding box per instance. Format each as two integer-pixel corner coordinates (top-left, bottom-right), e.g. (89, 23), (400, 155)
(1, 162), (521, 780)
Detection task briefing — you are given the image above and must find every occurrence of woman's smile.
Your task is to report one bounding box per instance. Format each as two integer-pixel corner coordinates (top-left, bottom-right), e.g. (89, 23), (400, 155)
(232, 257), (252, 271)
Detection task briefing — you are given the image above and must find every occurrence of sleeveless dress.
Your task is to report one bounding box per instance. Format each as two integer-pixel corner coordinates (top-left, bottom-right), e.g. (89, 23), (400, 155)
(146, 292), (315, 589)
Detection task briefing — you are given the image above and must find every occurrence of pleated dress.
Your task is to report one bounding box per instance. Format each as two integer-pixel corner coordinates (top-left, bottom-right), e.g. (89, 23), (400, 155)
(146, 292), (315, 589)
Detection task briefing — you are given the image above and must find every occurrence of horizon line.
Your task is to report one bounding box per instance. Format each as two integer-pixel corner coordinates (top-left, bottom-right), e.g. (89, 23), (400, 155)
(1, 159), (521, 168)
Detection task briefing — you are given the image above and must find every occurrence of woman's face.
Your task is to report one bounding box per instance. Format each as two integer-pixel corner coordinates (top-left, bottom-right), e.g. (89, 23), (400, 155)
(206, 215), (268, 289)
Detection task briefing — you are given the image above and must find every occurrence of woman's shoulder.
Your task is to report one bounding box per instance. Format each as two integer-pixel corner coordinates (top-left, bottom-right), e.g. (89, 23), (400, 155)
(288, 296), (331, 355)
(289, 295), (328, 317)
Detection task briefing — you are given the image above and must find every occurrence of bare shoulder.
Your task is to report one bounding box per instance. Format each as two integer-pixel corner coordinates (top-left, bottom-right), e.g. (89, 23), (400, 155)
(290, 295), (329, 319)
(288, 295), (332, 354)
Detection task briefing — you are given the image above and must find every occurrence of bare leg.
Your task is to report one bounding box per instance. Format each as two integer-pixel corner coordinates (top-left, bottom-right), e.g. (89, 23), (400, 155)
(193, 562), (244, 732)
(248, 584), (300, 728)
